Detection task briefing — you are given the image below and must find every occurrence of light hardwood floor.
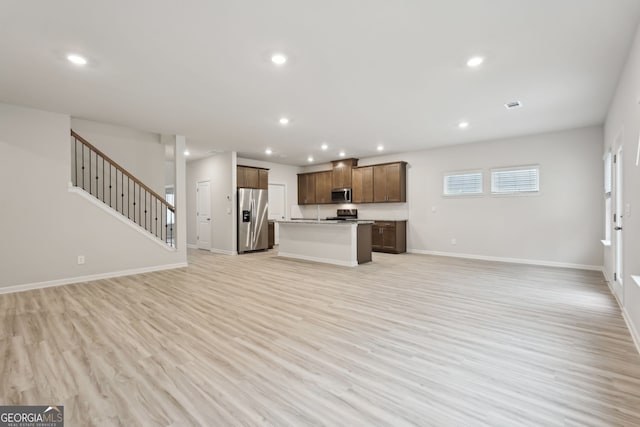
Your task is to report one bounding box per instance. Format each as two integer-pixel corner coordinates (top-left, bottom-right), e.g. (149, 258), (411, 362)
(1, 249), (640, 426)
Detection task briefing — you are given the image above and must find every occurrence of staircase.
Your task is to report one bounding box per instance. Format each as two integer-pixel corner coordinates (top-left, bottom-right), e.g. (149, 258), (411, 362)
(70, 130), (175, 247)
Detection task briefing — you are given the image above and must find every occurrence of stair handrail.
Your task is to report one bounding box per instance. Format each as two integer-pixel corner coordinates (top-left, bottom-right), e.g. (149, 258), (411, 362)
(70, 129), (174, 212)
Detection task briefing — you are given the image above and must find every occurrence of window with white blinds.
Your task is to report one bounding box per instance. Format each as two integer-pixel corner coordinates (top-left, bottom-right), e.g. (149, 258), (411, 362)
(490, 166), (539, 194)
(443, 171), (483, 195)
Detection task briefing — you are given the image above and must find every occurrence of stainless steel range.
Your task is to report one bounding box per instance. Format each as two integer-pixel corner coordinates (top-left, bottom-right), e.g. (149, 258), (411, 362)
(326, 209), (358, 221)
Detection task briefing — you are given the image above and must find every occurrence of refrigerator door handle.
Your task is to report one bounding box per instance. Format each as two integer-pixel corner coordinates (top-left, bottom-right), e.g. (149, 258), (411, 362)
(250, 195), (256, 249)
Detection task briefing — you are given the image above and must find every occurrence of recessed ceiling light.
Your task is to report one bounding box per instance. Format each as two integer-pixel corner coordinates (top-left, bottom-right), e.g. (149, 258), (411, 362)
(504, 100), (523, 110)
(271, 53), (287, 65)
(307, 156), (314, 162)
(321, 143), (328, 151)
(377, 145), (384, 151)
(265, 148), (272, 155)
(279, 117), (289, 125)
(67, 54), (87, 66)
(339, 151), (346, 157)
(184, 150), (190, 156)
(458, 121), (469, 129)
(466, 56), (484, 68)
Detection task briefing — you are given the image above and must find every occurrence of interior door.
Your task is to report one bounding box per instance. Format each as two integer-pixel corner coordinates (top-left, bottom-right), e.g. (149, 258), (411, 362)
(613, 146), (624, 301)
(196, 180), (211, 250)
(268, 183), (286, 244)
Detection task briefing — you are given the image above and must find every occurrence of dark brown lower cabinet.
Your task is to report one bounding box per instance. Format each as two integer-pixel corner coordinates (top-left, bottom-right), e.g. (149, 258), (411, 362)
(357, 223), (372, 264)
(371, 220), (406, 253)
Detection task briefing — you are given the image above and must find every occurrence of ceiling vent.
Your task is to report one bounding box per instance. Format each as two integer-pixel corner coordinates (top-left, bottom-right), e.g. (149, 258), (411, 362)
(504, 101), (522, 110)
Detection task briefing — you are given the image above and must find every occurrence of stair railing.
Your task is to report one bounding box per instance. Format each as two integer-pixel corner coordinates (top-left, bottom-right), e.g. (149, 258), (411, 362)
(71, 130), (175, 247)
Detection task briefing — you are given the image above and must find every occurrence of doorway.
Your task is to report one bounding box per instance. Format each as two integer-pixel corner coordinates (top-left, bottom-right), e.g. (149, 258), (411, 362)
(196, 180), (211, 250)
(268, 183), (286, 244)
(613, 145), (624, 302)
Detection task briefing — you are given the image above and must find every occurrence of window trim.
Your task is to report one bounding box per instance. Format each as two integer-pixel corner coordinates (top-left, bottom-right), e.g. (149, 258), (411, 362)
(490, 165), (540, 196)
(604, 151), (612, 197)
(442, 169), (484, 197)
(603, 150), (612, 242)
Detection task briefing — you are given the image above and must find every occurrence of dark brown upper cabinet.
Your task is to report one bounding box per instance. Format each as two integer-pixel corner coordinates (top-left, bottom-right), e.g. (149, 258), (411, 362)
(298, 173), (317, 205)
(331, 158), (358, 189)
(237, 166), (268, 189)
(352, 166), (374, 203)
(315, 171), (333, 204)
(373, 162), (407, 203)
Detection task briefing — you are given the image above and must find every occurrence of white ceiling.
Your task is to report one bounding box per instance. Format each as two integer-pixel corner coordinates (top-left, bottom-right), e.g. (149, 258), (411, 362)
(1, 0), (639, 165)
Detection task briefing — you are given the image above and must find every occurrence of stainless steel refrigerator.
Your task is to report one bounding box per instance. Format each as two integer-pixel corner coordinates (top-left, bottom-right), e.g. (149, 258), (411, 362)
(237, 188), (269, 253)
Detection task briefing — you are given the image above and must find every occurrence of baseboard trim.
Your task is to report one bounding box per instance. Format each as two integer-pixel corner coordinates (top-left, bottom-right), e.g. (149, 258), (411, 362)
(209, 248), (237, 256)
(187, 244), (198, 249)
(277, 252), (357, 267)
(407, 249), (603, 271)
(602, 270), (640, 356)
(623, 308), (640, 356)
(68, 185), (176, 251)
(0, 262), (188, 295)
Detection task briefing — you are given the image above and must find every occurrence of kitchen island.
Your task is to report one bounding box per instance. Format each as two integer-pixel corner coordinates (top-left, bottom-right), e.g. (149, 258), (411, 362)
(276, 220), (373, 266)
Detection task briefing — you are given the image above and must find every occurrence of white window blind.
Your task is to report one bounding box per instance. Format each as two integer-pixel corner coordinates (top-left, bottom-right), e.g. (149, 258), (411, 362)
(491, 166), (539, 194)
(604, 151), (612, 195)
(443, 172), (483, 195)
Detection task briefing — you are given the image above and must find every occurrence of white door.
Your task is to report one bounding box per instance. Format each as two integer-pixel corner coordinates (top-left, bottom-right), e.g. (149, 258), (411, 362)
(196, 180), (211, 250)
(613, 146), (624, 301)
(268, 183), (286, 244)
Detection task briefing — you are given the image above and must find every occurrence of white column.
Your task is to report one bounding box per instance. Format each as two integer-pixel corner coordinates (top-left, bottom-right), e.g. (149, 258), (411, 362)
(174, 135), (188, 260)
(231, 151), (238, 254)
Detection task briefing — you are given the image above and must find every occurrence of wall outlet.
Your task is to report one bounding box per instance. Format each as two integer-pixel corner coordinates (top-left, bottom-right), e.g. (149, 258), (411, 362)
(77, 255), (85, 265)
(451, 238), (457, 245)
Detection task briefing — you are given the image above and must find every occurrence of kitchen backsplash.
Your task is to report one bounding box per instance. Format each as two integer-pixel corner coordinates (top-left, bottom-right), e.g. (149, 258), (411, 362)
(294, 203), (409, 220)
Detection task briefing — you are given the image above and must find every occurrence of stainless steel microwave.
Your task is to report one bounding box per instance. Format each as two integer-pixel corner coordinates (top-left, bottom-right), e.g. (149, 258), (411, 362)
(331, 188), (351, 203)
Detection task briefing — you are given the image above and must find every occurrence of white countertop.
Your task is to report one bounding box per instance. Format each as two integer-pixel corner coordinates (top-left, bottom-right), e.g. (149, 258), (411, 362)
(277, 219), (374, 225)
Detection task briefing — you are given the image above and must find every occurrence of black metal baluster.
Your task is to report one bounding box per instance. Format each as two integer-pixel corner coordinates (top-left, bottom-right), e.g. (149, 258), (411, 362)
(109, 164), (112, 207)
(155, 198), (159, 237)
(152, 196), (155, 236)
(89, 149), (92, 195)
(94, 153), (98, 199)
(143, 189), (147, 231)
(133, 184), (137, 223)
(74, 138), (77, 186)
(121, 171), (125, 217)
(102, 157), (105, 203)
(81, 144), (85, 190)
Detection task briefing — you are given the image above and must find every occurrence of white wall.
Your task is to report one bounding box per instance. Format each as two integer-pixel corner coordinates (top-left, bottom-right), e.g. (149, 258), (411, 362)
(0, 103), (187, 290)
(186, 152), (236, 254)
(604, 22), (640, 346)
(237, 157), (301, 220)
(71, 118), (165, 195)
(300, 126), (604, 268)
